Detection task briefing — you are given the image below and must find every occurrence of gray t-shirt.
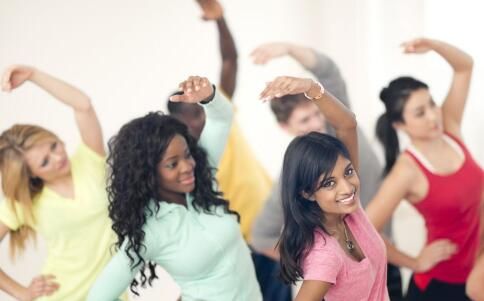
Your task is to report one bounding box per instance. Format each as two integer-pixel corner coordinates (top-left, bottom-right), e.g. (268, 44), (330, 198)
(251, 51), (391, 251)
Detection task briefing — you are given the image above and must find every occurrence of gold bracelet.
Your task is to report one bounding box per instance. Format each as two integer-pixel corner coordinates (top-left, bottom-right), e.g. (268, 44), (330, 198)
(304, 82), (325, 100)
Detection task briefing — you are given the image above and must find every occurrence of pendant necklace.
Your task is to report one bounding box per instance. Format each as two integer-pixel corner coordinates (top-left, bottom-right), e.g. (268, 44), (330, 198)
(343, 221), (355, 252)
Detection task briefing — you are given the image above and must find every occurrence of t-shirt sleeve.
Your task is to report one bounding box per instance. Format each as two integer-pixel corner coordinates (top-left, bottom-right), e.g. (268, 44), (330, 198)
(302, 238), (343, 284)
(0, 199), (25, 230)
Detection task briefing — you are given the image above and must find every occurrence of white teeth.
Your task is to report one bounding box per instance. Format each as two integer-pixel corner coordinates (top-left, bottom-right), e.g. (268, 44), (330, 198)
(337, 193), (354, 204)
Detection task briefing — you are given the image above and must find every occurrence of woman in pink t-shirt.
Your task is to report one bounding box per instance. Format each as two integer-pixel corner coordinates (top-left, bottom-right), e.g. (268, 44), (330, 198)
(260, 76), (389, 301)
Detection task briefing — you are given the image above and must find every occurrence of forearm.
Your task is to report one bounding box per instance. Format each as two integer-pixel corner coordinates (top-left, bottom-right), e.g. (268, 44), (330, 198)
(287, 44), (317, 69)
(216, 17), (237, 98)
(0, 268), (27, 300)
(429, 39), (473, 72)
(29, 69), (92, 112)
(313, 89), (356, 131)
(199, 90), (234, 166)
(383, 237), (418, 271)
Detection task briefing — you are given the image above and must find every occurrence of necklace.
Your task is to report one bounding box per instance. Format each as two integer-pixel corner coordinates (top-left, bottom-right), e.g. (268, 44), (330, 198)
(342, 222), (355, 252)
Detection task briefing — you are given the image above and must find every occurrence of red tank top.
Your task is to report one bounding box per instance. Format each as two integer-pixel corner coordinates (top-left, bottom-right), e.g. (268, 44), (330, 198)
(404, 133), (483, 289)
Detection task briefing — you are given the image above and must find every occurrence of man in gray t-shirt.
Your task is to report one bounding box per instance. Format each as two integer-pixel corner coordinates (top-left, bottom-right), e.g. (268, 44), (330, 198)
(250, 43), (402, 300)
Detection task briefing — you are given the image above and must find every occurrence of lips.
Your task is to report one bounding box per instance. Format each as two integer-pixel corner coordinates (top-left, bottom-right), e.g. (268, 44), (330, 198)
(179, 174), (195, 185)
(336, 190), (356, 204)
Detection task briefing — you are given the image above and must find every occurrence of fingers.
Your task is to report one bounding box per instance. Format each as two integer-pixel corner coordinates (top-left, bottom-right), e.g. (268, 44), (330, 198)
(250, 44), (277, 65)
(428, 239), (458, 263)
(169, 76), (211, 103)
(259, 76), (303, 102)
(1, 68), (14, 92)
(30, 274), (59, 298)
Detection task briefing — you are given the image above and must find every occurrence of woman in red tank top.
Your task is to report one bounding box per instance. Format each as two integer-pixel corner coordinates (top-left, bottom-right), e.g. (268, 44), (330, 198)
(366, 38), (483, 301)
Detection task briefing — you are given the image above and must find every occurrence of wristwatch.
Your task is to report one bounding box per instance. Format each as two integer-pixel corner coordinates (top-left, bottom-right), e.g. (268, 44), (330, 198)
(304, 81), (325, 101)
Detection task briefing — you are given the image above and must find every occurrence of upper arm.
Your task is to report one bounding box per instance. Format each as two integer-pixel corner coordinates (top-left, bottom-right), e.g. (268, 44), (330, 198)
(366, 156), (415, 231)
(295, 280), (331, 301)
(74, 105), (105, 157)
(198, 92), (234, 167)
(441, 67), (473, 138)
(220, 60), (237, 99)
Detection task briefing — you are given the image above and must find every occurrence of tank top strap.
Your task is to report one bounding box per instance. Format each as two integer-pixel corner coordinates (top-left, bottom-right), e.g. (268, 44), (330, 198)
(403, 149), (433, 176)
(443, 131), (470, 157)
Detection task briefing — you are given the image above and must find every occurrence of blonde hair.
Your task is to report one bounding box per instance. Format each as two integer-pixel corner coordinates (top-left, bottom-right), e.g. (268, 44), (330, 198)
(0, 124), (59, 257)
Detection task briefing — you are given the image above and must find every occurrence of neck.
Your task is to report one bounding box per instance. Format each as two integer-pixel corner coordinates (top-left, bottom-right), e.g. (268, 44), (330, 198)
(411, 134), (445, 154)
(159, 190), (188, 207)
(323, 212), (345, 231)
(45, 172), (72, 189)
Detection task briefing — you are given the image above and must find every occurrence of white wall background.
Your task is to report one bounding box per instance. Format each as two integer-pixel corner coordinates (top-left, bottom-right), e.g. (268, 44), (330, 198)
(1, 0), (482, 300)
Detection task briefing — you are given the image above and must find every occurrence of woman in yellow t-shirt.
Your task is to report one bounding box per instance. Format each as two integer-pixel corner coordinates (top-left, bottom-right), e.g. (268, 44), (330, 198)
(0, 65), (122, 301)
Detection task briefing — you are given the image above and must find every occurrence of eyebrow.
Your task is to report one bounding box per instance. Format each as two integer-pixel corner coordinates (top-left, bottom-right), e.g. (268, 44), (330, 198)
(162, 148), (190, 163)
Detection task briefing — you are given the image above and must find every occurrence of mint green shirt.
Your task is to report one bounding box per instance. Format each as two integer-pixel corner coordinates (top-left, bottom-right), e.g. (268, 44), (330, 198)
(87, 92), (262, 301)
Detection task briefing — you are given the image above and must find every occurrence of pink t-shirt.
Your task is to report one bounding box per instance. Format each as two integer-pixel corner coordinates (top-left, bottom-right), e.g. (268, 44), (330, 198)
(302, 207), (389, 301)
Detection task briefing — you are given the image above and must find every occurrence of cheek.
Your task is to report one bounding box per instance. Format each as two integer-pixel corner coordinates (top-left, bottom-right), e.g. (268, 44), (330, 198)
(159, 168), (177, 187)
(314, 190), (337, 207)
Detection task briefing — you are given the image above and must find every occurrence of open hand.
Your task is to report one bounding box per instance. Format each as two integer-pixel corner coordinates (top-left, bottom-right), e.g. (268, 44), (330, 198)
(19, 274), (59, 301)
(401, 38), (433, 54)
(170, 76), (214, 103)
(415, 239), (457, 273)
(259, 76), (315, 102)
(1, 65), (35, 92)
(196, 0), (223, 21)
(250, 43), (291, 65)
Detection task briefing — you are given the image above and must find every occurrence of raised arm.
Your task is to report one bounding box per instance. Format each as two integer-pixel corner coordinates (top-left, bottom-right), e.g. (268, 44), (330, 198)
(170, 76), (233, 167)
(366, 155), (458, 272)
(252, 43), (350, 108)
(1, 65), (104, 156)
(401, 38), (473, 137)
(195, 0), (238, 98)
(260, 76), (358, 171)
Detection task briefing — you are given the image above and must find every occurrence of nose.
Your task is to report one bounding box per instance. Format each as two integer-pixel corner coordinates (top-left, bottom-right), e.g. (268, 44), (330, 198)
(338, 179), (355, 196)
(180, 158), (195, 173)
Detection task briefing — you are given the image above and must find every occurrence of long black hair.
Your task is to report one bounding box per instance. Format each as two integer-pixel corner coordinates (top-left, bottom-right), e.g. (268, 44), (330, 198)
(278, 132), (350, 284)
(106, 111), (238, 295)
(376, 76), (428, 175)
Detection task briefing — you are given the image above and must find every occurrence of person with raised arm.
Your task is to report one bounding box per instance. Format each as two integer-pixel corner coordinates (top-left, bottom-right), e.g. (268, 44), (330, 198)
(0, 65), (126, 300)
(366, 38), (482, 300)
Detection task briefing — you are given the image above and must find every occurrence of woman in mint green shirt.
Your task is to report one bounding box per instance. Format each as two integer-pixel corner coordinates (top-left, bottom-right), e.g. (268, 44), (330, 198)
(87, 76), (262, 301)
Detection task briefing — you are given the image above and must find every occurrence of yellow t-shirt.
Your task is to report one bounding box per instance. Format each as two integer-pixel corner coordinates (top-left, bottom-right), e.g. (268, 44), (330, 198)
(216, 122), (272, 242)
(0, 144), (125, 301)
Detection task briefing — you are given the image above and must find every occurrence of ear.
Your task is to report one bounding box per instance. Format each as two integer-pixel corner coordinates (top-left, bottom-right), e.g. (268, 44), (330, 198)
(301, 191), (316, 202)
(279, 122), (296, 136)
(392, 121), (404, 131)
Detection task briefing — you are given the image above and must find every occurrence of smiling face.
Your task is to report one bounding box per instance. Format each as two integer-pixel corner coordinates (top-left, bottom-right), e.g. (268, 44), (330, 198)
(305, 155), (360, 220)
(395, 88), (443, 140)
(157, 134), (196, 198)
(24, 138), (70, 183)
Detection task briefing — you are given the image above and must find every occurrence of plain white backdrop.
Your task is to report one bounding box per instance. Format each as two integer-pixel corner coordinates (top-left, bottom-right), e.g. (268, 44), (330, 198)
(1, 0), (482, 300)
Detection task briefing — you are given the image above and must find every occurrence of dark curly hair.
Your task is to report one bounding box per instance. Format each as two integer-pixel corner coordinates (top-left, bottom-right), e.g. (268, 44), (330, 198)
(106, 111), (238, 295)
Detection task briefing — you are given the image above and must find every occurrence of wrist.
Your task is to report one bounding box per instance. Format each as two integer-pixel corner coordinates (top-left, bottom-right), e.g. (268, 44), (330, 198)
(304, 80), (324, 100)
(199, 85), (217, 104)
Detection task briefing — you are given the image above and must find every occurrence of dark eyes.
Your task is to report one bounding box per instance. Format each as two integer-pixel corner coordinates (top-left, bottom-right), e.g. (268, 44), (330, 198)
(319, 167), (355, 189)
(345, 167), (355, 176)
(165, 151), (192, 169)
